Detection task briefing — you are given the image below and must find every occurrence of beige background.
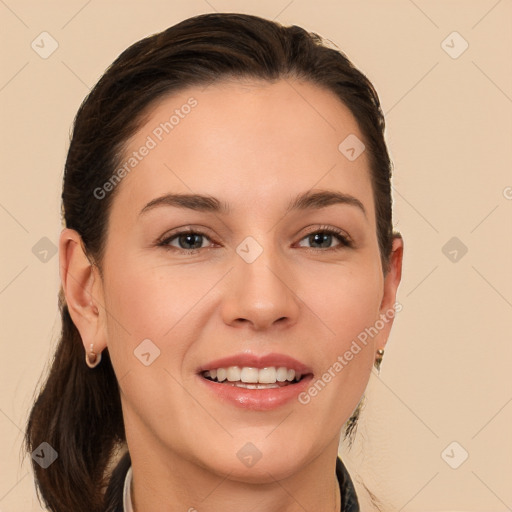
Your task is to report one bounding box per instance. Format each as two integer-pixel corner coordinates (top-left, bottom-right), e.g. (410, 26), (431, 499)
(1, 1), (511, 510)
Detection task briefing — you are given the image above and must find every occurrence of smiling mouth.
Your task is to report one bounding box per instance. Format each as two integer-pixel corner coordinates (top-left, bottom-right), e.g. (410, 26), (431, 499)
(201, 366), (309, 389)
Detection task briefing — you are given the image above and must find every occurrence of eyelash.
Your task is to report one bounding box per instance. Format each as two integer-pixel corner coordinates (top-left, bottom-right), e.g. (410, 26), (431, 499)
(157, 225), (353, 254)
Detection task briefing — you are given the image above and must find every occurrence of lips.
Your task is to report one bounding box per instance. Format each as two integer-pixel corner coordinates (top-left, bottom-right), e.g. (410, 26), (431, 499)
(197, 352), (314, 410)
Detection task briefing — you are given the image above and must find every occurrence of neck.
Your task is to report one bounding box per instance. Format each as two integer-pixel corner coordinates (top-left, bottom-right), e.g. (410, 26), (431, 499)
(127, 436), (342, 512)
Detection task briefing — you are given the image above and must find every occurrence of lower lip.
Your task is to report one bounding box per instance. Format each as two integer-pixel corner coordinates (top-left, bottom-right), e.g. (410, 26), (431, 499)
(198, 374), (314, 411)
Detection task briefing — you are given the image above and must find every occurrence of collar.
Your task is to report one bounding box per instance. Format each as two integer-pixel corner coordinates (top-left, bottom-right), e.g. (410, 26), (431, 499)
(122, 458), (359, 511)
(123, 466), (133, 512)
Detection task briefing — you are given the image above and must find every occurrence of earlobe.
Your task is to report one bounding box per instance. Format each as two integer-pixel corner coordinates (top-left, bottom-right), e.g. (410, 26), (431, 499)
(59, 228), (107, 360)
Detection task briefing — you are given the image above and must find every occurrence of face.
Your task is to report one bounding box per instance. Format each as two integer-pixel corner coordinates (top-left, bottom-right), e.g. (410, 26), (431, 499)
(87, 79), (401, 482)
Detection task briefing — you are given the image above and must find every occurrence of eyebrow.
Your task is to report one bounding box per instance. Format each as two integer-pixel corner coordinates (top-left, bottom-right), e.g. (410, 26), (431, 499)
(139, 189), (366, 218)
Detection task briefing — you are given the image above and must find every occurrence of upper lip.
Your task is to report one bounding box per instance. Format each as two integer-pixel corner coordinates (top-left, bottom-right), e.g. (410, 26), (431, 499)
(198, 352), (313, 374)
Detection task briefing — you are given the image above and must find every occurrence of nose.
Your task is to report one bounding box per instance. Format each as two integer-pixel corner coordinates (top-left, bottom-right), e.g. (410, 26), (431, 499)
(220, 238), (301, 331)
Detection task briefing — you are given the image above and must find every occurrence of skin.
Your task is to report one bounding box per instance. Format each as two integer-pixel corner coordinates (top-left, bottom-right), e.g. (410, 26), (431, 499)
(60, 78), (403, 512)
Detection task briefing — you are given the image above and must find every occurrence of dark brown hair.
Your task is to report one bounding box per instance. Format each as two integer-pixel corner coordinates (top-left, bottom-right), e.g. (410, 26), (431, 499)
(25, 12), (396, 511)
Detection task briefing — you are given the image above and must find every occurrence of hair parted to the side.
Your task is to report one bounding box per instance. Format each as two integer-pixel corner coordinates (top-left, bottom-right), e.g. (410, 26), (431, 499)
(25, 12), (396, 512)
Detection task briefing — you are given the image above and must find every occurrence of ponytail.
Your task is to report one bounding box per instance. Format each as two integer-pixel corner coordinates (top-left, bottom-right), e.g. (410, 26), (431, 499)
(24, 289), (125, 512)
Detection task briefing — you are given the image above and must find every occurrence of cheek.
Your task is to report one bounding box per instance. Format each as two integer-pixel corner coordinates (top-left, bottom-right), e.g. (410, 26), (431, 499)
(299, 258), (383, 348)
(100, 255), (175, 365)
(102, 250), (201, 333)
(296, 260), (382, 414)
(100, 250), (225, 378)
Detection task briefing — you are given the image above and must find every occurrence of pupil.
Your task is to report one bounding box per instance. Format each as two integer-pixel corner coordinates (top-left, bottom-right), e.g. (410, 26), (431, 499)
(180, 234), (202, 249)
(311, 233), (331, 248)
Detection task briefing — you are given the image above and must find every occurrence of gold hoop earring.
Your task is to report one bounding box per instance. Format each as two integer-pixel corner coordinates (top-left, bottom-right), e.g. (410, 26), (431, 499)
(85, 343), (102, 369)
(374, 348), (384, 372)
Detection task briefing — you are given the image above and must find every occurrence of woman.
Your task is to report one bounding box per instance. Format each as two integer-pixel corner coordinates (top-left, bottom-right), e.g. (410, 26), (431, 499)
(25, 12), (403, 512)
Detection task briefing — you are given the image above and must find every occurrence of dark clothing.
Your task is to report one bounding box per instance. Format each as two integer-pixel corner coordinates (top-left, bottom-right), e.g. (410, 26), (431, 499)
(336, 456), (360, 512)
(104, 451), (360, 511)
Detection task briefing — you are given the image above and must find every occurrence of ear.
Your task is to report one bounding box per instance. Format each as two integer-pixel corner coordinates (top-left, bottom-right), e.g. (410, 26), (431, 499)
(59, 228), (107, 357)
(376, 234), (404, 351)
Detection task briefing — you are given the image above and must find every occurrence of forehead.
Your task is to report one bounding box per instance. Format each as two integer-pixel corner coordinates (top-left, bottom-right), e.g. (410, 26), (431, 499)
(110, 78), (375, 225)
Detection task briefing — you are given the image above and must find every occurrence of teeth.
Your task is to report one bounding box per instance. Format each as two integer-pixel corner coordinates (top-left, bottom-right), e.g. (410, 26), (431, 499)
(259, 367), (276, 384)
(276, 367), (288, 382)
(240, 367), (259, 383)
(227, 366), (241, 381)
(203, 366), (303, 384)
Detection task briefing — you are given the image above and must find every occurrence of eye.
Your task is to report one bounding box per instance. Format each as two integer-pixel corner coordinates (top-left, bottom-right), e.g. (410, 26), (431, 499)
(157, 225), (353, 255)
(296, 226), (353, 251)
(158, 228), (214, 253)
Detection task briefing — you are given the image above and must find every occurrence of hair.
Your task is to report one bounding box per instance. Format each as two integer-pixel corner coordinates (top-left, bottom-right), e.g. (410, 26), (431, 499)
(25, 12), (397, 512)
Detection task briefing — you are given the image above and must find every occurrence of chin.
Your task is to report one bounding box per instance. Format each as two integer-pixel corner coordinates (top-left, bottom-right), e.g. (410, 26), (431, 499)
(195, 436), (311, 484)
(217, 455), (303, 484)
